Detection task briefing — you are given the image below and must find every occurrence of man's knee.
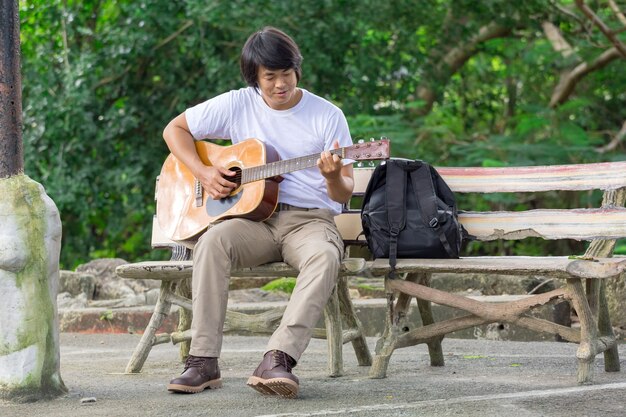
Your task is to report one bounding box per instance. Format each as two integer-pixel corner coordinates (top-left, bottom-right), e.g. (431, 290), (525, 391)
(304, 243), (341, 272)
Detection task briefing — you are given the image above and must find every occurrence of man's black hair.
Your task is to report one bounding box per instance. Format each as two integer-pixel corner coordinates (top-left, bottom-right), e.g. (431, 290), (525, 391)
(240, 27), (303, 88)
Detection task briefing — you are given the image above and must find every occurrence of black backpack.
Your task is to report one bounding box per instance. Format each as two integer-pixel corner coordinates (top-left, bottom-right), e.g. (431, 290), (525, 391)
(360, 158), (469, 275)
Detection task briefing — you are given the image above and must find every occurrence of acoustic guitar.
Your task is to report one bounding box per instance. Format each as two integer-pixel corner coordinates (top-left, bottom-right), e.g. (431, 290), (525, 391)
(156, 137), (390, 242)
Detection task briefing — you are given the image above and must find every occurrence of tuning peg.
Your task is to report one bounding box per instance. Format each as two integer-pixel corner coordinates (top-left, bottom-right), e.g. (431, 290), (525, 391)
(369, 161), (375, 167)
(357, 161), (364, 167)
(380, 136), (388, 141)
(369, 137), (375, 142)
(357, 139), (364, 144)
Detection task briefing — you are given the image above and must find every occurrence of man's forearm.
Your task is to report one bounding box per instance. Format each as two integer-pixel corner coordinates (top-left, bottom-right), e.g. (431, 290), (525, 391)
(326, 175), (354, 204)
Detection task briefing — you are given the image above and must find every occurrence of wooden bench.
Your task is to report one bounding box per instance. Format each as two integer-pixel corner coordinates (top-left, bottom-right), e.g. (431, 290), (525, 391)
(338, 161), (625, 384)
(117, 160), (626, 384)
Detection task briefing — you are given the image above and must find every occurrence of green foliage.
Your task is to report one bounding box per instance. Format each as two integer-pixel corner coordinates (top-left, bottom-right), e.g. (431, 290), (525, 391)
(99, 310), (114, 322)
(614, 240), (626, 255)
(261, 278), (296, 294)
(18, 1), (626, 267)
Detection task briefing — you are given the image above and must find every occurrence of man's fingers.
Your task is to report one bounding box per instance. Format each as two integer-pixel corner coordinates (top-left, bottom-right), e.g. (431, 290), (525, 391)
(213, 167), (237, 188)
(200, 166), (239, 200)
(208, 184), (233, 200)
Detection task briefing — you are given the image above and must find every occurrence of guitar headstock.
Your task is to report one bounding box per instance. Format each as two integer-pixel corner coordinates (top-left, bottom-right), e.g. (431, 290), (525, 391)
(343, 137), (390, 161)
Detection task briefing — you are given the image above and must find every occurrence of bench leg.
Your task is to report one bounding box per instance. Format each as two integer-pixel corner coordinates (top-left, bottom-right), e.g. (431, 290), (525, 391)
(324, 287), (344, 377)
(414, 273), (444, 367)
(369, 287), (397, 379)
(170, 245), (193, 364)
(581, 199), (623, 374)
(370, 272), (444, 378)
(569, 277), (621, 384)
(567, 278), (598, 384)
(598, 280), (620, 372)
(337, 276), (372, 366)
(175, 277), (192, 363)
(125, 282), (173, 374)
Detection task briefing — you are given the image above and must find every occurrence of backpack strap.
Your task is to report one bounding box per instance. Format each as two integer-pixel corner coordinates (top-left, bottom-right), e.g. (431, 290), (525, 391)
(385, 161), (407, 277)
(408, 163), (457, 258)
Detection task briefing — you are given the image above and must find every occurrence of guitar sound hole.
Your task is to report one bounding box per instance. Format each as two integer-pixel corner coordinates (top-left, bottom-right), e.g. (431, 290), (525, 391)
(226, 167), (242, 187)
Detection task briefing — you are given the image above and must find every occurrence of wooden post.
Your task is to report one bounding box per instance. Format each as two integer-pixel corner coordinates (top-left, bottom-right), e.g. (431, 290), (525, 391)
(0, 0), (23, 178)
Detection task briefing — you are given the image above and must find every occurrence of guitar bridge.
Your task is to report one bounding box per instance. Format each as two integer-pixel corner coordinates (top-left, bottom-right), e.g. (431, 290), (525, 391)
(194, 179), (203, 207)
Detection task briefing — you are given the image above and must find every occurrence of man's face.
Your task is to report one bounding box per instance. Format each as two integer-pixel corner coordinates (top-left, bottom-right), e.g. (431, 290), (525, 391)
(257, 65), (300, 110)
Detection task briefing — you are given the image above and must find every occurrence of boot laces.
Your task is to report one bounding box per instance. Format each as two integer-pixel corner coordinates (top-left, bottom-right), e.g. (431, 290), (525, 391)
(271, 350), (295, 371)
(184, 355), (207, 371)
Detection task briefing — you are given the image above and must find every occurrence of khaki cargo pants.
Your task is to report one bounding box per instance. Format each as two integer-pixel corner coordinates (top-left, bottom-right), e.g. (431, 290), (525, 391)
(189, 206), (344, 362)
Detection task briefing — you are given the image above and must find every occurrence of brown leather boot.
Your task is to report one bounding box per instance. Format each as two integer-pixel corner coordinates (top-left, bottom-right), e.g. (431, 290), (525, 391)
(167, 355), (222, 393)
(246, 350), (299, 398)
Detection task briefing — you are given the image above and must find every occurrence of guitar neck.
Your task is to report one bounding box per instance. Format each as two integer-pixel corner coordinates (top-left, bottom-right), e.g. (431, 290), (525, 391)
(241, 148), (344, 184)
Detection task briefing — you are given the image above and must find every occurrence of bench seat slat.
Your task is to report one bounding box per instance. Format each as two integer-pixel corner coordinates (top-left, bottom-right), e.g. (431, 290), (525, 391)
(116, 256), (626, 282)
(367, 257), (626, 279)
(115, 258), (367, 281)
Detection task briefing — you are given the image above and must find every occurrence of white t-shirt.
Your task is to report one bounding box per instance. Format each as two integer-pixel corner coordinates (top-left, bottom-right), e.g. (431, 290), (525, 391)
(185, 87), (353, 214)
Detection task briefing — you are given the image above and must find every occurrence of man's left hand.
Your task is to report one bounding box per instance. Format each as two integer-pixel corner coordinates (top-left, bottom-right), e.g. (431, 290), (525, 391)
(317, 140), (343, 180)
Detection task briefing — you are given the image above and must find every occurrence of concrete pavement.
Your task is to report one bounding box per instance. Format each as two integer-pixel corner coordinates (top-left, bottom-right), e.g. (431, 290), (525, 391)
(1, 333), (625, 416)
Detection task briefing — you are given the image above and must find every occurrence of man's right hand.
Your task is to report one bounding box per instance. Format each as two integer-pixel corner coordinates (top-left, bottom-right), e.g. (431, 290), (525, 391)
(197, 165), (237, 200)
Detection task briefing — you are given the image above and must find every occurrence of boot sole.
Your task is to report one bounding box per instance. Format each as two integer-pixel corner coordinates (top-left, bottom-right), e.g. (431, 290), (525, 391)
(246, 376), (299, 398)
(167, 378), (223, 393)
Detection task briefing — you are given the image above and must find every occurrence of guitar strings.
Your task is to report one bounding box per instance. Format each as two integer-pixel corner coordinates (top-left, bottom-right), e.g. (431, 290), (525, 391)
(225, 148), (345, 185)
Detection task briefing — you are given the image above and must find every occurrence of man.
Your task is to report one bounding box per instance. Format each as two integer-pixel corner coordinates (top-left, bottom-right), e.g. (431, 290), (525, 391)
(162, 26), (354, 398)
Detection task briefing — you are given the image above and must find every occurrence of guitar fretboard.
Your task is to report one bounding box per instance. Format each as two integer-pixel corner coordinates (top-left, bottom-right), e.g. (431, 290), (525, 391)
(241, 148), (344, 184)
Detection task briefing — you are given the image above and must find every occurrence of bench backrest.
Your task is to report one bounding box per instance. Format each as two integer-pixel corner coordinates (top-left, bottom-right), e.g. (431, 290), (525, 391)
(336, 161), (626, 246)
(151, 160), (626, 251)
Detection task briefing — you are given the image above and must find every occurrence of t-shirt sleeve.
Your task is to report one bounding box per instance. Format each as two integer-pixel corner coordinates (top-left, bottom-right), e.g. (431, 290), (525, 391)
(184, 92), (232, 140)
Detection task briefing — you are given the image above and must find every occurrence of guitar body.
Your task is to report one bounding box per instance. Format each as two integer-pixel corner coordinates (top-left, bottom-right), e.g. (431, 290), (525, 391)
(157, 139), (280, 242)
